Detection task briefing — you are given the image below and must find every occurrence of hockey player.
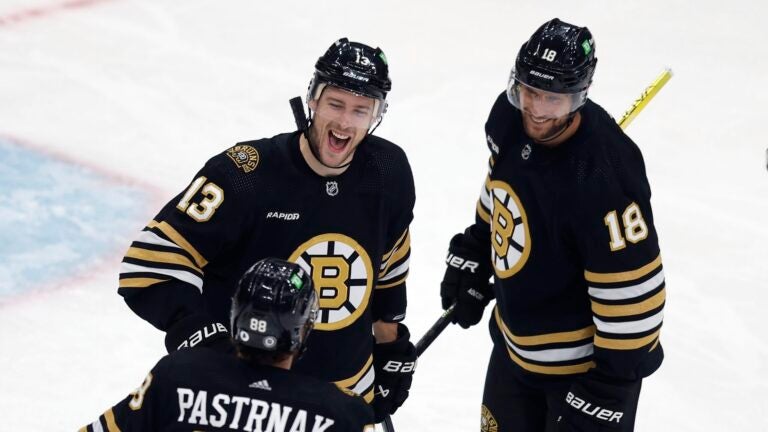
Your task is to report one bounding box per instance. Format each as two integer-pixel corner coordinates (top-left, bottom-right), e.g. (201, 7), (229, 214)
(439, 19), (666, 431)
(82, 258), (375, 431)
(117, 38), (416, 422)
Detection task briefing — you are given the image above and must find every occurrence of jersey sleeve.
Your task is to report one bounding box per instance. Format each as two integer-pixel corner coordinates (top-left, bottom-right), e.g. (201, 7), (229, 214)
(468, 154), (494, 245)
(79, 359), (172, 431)
(465, 92), (508, 251)
(118, 152), (256, 330)
(372, 147), (415, 323)
(572, 148), (665, 383)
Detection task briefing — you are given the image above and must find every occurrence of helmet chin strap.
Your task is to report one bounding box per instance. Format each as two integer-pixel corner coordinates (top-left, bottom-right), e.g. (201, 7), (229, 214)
(534, 111), (577, 144)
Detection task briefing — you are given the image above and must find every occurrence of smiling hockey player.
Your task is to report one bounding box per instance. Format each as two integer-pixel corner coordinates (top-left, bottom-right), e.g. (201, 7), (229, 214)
(439, 19), (666, 431)
(117, 38), (416, 423)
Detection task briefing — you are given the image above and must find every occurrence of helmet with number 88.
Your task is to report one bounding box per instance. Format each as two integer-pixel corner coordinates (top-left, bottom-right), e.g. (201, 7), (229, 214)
(231, 258), (318, 358)
(507, 18), (598, 116)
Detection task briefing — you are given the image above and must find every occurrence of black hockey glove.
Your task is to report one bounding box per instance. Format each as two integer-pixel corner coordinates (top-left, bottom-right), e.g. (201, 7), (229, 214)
(164, 313), (234, 354)
(440, 231), (493, 329)
(371, 324), (417, 423)
(556, 377), (640, 431)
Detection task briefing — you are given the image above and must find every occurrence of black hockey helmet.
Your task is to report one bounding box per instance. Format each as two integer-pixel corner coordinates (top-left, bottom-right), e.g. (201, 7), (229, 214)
(231, 258), (318, 357)
(508, 18), (597, 114)
(307, 37), (391, 120)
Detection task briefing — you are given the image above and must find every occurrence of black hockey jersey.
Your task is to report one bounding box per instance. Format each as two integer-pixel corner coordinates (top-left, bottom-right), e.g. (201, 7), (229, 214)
(471, 93), (665, 384)
(118, 131), (415, 401)
(80, 348), (375, 431)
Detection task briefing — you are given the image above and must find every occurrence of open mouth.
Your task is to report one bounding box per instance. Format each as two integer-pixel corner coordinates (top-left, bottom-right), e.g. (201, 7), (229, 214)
(528, 115), (550, 124)
(327, 130), (351, 153)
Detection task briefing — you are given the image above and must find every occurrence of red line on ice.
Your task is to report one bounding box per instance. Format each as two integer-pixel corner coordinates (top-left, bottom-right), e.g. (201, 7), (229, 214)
(0, 0), (114, 27)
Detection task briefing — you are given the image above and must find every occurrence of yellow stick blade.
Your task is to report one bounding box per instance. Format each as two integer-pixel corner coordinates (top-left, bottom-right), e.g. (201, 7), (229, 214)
(618, 68), (673, 130)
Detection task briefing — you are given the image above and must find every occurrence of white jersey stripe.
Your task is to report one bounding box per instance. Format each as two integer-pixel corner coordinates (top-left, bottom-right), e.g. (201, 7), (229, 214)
(120, 262), (203, 292)
(499, 325), (594, 363)
(479, 183), (491, 209)
(593, 310), (664, 335)
(135, 230), (181, 249)
(351, 363), (375, 396)
(379, 258), (410, 282)
(91, 420), (104, 432)
(588, 270), (665, 301)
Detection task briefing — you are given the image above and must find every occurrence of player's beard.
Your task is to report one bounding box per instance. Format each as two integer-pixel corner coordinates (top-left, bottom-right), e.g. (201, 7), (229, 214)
(522, 112), (572, 145)
(307, 121), (362, 169)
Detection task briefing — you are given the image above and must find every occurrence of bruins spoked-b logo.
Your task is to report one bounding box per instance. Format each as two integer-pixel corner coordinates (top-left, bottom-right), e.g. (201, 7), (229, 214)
(489, 180), (530, 278)
(226, 145), (259, 173)
(289, 234), (372, 331)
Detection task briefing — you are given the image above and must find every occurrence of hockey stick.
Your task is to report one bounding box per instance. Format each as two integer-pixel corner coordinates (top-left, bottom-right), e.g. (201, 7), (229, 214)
(618, 68), (673, 130)
(415, 303), (456, 357)
(381, 304), (456, 432)
(289, 96), (309, 131)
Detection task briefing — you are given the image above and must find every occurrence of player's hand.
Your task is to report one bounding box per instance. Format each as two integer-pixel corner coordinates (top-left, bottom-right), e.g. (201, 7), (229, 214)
(555, 377), (638, 431)
(371, 324), (416, 423)
(164, 313), (234, 354)
(440, 231), (493, 328)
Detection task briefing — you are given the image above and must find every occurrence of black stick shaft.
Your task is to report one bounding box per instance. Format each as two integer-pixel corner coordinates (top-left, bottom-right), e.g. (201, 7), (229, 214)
(415, 303), (455, 357)
(289, 96), (308, 131)
(381, 304), (456, 431)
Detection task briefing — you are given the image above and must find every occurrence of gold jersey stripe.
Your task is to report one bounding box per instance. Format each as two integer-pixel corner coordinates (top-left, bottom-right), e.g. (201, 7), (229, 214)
(489, 156), (496, 168)
(147, 220), (208, 268)
(78, 427), (87, 432)
(377, 273), (408, 289)
(591, 288), (666, 317)
(381, 229), (409, 263)
(119, 277), (170, 289)
(125, 247), (201, 273)
(104, 408), (122, 432)
(380, 232), (411, 277)
(584, 255), (662, 284)
(484, 174), (492, 191)
(363, 388), (375, 404)
(649, 337), (660, 352)
(504, 345), (595, 375)
(495, 307), (594, 346)
(334, 355), (373, 389)
(595, 329), (661, 350)
(476, 199), (491, 224)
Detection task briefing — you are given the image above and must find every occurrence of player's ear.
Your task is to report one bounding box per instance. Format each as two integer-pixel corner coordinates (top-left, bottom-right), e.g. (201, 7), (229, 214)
(308, 98), (317, 111)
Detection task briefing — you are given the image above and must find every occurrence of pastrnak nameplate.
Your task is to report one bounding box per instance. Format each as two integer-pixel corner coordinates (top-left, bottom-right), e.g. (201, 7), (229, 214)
(227, 145), (259, 173)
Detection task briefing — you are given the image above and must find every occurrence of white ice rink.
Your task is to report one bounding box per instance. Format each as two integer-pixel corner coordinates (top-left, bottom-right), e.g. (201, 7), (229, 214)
(1, 0), (767, 430)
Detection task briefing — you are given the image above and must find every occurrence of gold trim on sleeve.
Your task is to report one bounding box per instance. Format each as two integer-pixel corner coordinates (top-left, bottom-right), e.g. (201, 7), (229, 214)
(584, 255), (662, 284)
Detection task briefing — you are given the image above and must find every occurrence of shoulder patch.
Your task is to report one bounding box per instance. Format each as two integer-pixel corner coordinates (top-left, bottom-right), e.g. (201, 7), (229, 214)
(481, 404), (498, 432)
(226, 145), (259, 173)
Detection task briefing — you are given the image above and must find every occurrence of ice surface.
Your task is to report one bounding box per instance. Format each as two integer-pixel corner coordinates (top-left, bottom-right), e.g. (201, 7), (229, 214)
(1, 0), (767, 430)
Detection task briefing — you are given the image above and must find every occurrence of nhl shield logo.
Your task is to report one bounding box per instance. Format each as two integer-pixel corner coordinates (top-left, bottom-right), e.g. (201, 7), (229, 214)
(521, 143), (532, 160)
(326, 181), (339, 197)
